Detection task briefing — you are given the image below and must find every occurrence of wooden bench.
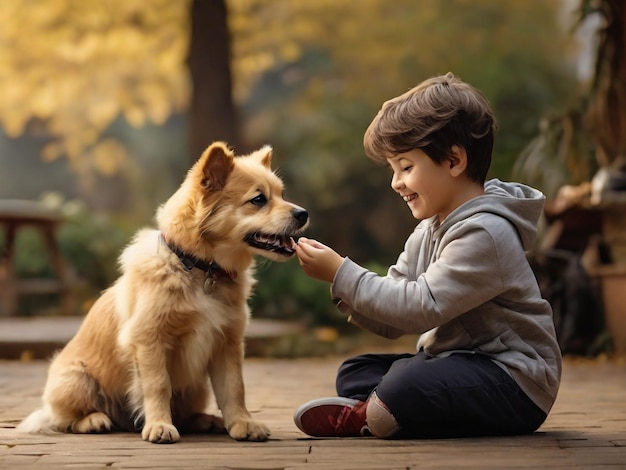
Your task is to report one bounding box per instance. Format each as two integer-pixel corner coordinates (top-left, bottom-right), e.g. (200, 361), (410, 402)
(0, 199), (74, 316)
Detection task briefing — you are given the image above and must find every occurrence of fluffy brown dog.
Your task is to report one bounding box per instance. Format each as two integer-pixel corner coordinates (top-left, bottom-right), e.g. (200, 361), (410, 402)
(17, 142), (308, 443)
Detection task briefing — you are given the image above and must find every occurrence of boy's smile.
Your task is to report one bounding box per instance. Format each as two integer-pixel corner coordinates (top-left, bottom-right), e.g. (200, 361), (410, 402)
(388, 147), (483, 222)
(388, 149), (453, 221)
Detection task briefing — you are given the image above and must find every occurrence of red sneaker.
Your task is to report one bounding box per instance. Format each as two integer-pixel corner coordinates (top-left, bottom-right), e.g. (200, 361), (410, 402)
(294, 397), (370, 437)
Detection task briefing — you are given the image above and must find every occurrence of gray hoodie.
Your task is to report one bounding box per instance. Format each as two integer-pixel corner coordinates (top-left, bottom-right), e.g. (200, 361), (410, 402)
(331, 179), (562, 414)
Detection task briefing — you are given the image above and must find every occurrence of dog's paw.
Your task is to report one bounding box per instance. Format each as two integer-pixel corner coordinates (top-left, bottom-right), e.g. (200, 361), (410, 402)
(182, 413), (226, 434)
(71, 412), (113, 434)
(142, 422), (180, 444)
(228, 419), (270, 442)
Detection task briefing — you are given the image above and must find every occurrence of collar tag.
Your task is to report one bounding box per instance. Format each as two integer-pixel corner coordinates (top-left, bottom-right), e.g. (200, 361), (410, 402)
(203, 276), (216, 294)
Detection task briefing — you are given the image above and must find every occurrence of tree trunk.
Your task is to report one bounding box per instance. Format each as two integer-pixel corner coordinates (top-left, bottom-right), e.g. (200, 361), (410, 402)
(586, 0), (626, 165)
(186, 0), (241, 162)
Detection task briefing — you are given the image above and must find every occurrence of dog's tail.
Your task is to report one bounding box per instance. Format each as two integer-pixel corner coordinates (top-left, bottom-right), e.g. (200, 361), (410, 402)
(16, 406), (62, 435)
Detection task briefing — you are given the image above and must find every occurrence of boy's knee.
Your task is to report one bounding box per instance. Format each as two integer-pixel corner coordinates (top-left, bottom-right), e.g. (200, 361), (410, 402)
(366, 392), (400, 438)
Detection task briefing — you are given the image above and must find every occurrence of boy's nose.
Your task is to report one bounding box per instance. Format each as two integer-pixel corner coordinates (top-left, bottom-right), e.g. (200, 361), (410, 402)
(391, 173), (404, 192)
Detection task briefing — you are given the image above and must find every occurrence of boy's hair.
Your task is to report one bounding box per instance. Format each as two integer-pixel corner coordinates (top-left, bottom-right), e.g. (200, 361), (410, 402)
(363, 72), (497, 184)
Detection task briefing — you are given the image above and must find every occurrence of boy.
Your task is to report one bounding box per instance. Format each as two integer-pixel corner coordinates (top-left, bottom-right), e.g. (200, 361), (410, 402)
(293, 72), (561, 439)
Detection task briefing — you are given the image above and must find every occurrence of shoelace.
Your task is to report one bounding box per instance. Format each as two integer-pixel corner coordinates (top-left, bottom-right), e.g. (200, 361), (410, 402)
(333, 404), (370, 436)
(333, 405), (353, 433)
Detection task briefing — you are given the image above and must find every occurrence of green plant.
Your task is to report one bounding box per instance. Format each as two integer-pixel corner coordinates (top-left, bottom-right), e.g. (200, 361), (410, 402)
(56, 202), (132, 296)
(250, 259), (344, 327)
(0, 193), (133, 315)
(250, 257), (392, 328)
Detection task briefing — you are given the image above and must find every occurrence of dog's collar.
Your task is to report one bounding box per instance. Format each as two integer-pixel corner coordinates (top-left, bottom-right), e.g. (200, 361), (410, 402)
(161, 234), (235, 281)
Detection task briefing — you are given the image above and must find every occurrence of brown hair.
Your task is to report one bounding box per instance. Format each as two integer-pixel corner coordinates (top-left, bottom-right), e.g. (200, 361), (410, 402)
(363, 72), (497, 184)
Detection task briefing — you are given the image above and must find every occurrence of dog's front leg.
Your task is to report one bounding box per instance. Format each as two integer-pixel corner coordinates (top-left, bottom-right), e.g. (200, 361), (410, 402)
(135, 344), (180, 444)
(210, 335), (270, 442)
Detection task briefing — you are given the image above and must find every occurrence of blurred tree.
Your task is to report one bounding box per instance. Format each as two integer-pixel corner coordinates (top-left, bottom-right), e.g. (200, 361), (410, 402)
(0, 0), (585, 324)
(0, 0), (189, 177)
(0, 0), (242, 177)
(187, 0), (241, 159)
(583, 0), (626, 166)
(514, 0), (626, 197)
(0, 0), (579, 199)
(228, 0), (581, 261)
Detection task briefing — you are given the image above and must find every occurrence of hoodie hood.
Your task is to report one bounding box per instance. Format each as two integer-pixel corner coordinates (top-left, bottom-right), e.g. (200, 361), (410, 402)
(439, 179), (545, 250)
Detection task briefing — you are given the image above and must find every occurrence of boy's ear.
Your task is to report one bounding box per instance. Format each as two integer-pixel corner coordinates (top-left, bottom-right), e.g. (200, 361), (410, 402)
(448, 145), (467, 177)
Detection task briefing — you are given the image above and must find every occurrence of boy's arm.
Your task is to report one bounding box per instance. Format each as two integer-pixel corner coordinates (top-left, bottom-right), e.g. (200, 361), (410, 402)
(348, 312), (407, 339)
(331, 231), (417, 338)
(331, 227), (507, 334)
(340, 235), (418, 338)
(332, 297), (407, 339)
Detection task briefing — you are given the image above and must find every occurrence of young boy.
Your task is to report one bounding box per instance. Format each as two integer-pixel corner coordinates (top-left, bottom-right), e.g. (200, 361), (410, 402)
(293, 72), (562, 439)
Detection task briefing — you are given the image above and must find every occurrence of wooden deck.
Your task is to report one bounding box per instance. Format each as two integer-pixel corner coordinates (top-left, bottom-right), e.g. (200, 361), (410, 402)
(1, 355), (625, 469)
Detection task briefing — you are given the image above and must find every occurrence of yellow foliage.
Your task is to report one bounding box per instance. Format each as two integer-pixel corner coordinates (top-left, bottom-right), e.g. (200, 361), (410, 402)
(42, 142), (64, 163)
(90, 139), (128, 176)
(0, 0), (191, 172)
(124, 107), (147, 128)
(0, 0), (579, 182)
(228, 0), (574, 108)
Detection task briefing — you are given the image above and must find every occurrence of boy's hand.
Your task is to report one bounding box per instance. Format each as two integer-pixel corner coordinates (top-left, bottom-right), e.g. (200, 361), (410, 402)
(294, 237), (344, 283)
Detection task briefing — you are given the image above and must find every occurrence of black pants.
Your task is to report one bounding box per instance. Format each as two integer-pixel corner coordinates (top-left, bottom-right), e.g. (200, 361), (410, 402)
(336, 351), (547, 438)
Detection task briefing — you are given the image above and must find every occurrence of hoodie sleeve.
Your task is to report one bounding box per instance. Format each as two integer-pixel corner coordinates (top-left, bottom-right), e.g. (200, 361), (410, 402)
(332, 236), (415, 338)
(346, 309), (407, 339)
(331, 220), (513, 334)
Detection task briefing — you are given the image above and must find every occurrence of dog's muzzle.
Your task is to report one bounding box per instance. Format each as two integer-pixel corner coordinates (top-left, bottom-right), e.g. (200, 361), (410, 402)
(245, 208), (309, 257)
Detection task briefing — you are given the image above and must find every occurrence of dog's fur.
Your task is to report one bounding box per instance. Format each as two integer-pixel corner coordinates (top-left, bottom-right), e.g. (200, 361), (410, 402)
(17, 142), (308, 443)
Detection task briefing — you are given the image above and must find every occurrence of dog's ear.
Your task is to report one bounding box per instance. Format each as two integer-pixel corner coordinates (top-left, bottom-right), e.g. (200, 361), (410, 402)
(257, 145), (272, 169)
(200, 142), (235, 192)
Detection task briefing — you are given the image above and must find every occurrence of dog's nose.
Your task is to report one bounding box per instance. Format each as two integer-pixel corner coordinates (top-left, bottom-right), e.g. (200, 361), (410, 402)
(292, 208), (309, 227)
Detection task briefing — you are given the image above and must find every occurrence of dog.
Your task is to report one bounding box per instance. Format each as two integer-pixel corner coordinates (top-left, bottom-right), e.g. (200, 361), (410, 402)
(17, 141), (309, 443)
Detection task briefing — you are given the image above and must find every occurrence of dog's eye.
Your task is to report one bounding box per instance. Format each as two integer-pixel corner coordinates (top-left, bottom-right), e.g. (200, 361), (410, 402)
(250, 194), (267, 207)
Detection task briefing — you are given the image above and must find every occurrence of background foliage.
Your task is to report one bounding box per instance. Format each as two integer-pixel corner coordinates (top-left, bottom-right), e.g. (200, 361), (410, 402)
(0, 0), (590, 323)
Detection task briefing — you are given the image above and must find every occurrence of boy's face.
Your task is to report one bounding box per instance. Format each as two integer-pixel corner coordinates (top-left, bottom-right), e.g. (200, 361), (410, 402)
(387, 149), (462, 222)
